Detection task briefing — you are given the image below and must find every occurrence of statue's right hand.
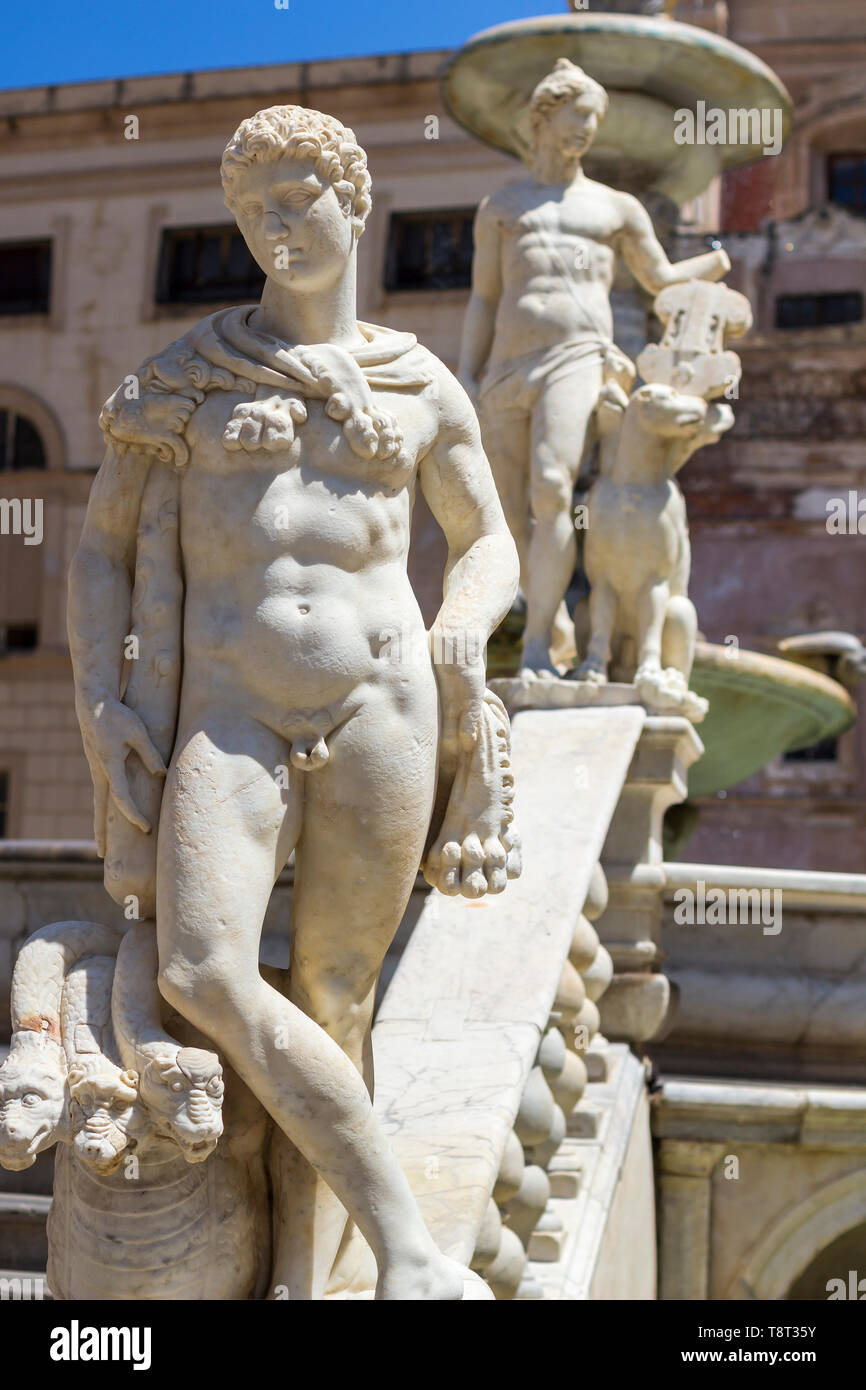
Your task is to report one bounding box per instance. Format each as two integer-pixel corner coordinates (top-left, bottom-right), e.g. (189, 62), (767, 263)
(80, 699), (167, 848)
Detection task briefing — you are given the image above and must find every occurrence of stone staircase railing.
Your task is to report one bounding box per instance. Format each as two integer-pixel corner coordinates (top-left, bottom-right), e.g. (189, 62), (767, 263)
(370, 705), (661, 1297)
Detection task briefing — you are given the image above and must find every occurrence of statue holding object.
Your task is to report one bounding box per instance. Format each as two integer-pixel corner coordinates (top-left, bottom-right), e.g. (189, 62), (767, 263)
(458, 56), (731, 678)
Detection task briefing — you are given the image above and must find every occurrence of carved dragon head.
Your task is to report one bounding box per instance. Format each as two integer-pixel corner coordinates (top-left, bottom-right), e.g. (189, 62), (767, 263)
(0, 1042), (67, 1170)
(67, 1058), (141, 1175)
(137, 1047), (224, 1162)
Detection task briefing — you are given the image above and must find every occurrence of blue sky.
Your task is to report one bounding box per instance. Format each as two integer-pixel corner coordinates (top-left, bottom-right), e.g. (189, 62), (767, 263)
(2, 0), (554, 91)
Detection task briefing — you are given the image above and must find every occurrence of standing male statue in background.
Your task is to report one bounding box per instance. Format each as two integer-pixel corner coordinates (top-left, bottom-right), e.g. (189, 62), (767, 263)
(458, 58), (730, 676)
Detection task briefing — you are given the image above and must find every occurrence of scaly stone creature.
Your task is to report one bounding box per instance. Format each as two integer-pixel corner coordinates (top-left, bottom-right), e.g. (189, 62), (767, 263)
(0, 920), (122, 1171)
(61, 954), (141, 1177)
(111, 922), (224, 1163)
(48, 1044), (270, 1301)
(0, 920), (268, 1300)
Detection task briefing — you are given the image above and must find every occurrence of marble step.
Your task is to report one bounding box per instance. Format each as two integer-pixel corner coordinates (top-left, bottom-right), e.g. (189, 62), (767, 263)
(0, 1192), (50, 1271)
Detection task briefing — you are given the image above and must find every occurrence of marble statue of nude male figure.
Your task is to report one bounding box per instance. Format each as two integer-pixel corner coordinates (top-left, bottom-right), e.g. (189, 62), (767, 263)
(459, 58), (730, 675)
(67, 106), (520, 1299)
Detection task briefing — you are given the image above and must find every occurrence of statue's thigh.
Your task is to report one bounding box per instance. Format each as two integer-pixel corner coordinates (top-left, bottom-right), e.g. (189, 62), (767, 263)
(531, 364), (603, 479)
(291, 681), (438, 980)
(479, 400), (531, 526)
(155, 716), (300, 963)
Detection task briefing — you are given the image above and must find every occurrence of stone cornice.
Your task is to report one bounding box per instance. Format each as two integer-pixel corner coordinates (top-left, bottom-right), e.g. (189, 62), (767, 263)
(653, 1077), (866, 1148)
(0, 50), (453, 123)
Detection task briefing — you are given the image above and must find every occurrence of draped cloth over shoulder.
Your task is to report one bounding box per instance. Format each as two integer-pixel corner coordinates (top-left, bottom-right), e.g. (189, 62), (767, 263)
(99, 308), (435, 468)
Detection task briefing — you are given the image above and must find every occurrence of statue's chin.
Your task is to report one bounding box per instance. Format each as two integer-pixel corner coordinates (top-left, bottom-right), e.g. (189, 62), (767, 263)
(0, 1151), (36, 1171)
(74, 1131), (127, 1174)
(173, 1132), (219, 1163)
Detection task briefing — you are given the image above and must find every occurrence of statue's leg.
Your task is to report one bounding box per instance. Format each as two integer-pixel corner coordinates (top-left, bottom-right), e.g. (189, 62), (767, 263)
(155, 697), (468, 1298)
(577, 579), (618, 682)
(662, 595), (698, 681)
(271, 674), (438, 1298)
(523, 362), (603, 673)
(635, 579), (671, 677)
(478, 394), (531, 582)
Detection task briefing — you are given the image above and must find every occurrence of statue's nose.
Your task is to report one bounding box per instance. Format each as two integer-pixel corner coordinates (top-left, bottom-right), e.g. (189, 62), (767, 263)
(264, 211), (290, 240)
(82, 1132), (113, 1156)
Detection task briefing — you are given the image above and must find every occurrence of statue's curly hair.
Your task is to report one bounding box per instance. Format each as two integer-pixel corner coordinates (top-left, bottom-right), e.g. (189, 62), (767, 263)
(221, 105), (372, 236)
(528, 59), (608, 150)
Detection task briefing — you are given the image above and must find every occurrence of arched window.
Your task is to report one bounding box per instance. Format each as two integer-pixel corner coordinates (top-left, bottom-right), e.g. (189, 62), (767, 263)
(0, 406), (46, 470)
(0, 388), (64, 473)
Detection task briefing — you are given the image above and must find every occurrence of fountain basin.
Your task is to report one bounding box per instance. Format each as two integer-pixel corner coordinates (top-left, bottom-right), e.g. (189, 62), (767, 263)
(688, 641), (856, 798)
(442, 13), (792, 203)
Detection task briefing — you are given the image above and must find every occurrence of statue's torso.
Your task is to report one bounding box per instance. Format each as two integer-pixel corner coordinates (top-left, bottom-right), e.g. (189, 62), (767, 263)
(488, 180), (623, 365)
(177, 378), (439, 712)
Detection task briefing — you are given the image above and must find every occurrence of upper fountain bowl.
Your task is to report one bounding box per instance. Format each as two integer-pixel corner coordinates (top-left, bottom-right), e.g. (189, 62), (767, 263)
(442, 13), (793, 204)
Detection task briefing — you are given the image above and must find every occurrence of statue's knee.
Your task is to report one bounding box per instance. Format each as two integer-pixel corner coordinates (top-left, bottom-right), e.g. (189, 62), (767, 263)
(160, 961), (255, 1028)
(157, 964), (193, 1019)
(530, 469), (572, 525)
(294, 971), (374, 1046)
(157, 963), (221, 1026)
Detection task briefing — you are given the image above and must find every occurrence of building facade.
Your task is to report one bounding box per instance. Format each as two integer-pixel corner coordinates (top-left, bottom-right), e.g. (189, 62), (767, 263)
(0, 0), (864, 871)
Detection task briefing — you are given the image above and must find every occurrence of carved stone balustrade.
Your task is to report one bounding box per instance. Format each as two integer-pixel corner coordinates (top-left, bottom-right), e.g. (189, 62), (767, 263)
(595, 716), (704, 1046)
(370, 705), (647, 1293)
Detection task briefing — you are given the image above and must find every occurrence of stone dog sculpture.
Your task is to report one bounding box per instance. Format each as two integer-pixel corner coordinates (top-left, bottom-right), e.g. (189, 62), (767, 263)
(576, 377), (733, 719)
(573, 277), (751, 718)
(2, 103), (522, 1300)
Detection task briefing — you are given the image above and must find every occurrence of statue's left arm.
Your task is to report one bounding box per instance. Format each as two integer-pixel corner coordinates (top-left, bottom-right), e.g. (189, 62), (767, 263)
(616, 192), (730, 294)
(418, 366), (520, 764)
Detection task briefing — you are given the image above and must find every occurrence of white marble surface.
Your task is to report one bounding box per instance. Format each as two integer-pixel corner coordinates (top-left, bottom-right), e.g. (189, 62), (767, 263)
(373, 705), (645, 1264)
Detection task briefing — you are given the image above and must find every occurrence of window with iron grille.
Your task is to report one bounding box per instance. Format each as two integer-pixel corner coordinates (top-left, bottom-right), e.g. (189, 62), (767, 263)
(775, 292), (864, 330)
(827, 154), (866, 215)
(0, 409), (46, 470)
(156, 225), (265, 305)
(384, 209), (475, 292)
(0, 241), (52, 316)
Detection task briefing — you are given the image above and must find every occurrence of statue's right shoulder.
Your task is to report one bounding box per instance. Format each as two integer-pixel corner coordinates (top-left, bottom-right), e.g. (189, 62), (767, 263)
(480, 181), (536, 227)
(99, 313), (240, 469)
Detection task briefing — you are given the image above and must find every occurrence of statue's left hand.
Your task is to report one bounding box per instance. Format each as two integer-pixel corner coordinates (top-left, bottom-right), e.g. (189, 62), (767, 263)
(423, 688), (521, 898)
(81, 698), (167, 850)
(430, 627), (486, 764)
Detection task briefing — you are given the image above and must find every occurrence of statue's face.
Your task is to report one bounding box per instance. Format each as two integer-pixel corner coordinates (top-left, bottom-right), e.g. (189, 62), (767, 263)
(233, 154), (355, 293)
(543, 97), (600, 159)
